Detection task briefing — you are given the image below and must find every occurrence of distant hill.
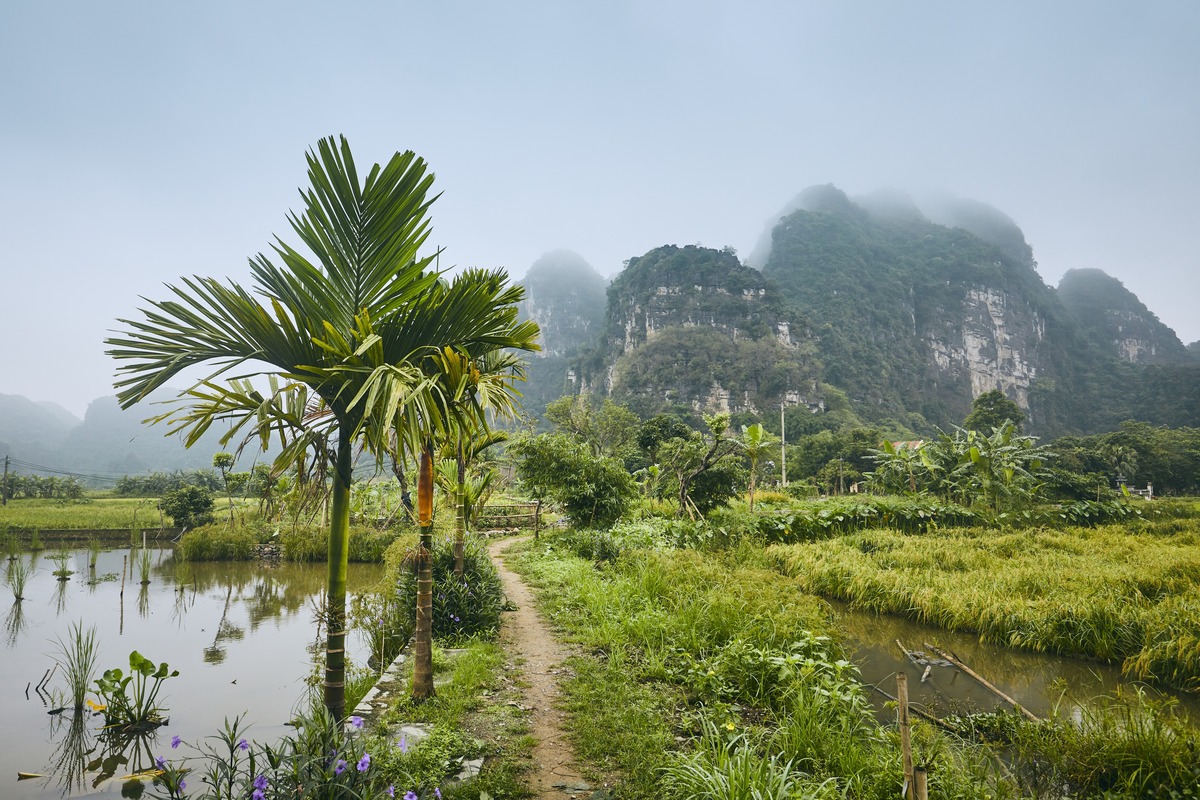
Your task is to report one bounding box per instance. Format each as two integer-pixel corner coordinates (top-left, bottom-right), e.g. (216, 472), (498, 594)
(582, 244), (821, 418)
(516, 249), (608, 418)
(1, 389), (234, 484)
(548, 185), (1200, 437)
(1057, 268), (1191, 365)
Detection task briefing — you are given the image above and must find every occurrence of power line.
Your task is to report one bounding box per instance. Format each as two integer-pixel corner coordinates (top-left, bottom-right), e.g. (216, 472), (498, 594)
(3, 456), (126, 484)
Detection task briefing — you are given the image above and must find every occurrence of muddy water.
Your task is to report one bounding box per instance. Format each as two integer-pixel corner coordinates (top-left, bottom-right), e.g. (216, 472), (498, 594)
(2, 546), (385, 800)
(834, 602), (1200, 724)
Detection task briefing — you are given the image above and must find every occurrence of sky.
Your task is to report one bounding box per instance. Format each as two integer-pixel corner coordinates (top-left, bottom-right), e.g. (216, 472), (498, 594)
(2, 1), (1198, 419)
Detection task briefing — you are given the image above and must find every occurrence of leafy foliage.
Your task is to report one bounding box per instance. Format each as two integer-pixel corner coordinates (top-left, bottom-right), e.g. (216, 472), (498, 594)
(159, 485), (215, 528)
(509, 433), (636, 528)
(395, 536), (503, 641)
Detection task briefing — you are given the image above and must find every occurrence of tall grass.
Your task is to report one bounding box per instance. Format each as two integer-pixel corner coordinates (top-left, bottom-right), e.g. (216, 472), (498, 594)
(87, 536), (101, 569)
(769, 520), (1200, 690)
(6, 556), (29, 601)
(512, 535), (1007, 799)
(136, 547), (152, 584)
(53, 621), (99, 709)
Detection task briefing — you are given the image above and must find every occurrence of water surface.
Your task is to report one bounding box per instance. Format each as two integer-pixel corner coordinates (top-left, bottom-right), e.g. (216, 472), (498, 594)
(3, 546), (384, 799)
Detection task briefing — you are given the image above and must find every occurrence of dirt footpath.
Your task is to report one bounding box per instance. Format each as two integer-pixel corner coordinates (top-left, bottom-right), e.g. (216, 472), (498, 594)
(489, 537), (599, 799)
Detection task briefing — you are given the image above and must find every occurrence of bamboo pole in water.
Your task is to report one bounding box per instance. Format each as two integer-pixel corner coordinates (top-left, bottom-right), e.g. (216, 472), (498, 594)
(923, 641), (1041, 722)
(897, 672), (914, 799)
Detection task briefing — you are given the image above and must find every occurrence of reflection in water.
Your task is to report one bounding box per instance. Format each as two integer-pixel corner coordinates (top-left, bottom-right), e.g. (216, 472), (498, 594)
(136, 585), (150, 618)
(46, 711), (93, 798)
(4, 546), (384, 800)
(54, 579), (70, 616)
(5, 600), (26, 646)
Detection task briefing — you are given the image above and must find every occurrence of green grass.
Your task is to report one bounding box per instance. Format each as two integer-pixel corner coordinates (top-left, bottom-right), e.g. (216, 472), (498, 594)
(507, 534), (1010, 800)
(768, 518), (1200, 690)
(377, 640), (535, 798)
(0, 497), (160, 530)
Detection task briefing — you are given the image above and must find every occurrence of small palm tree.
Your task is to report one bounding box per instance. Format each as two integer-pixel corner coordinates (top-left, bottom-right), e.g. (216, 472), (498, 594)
(107, 136), (539, 719)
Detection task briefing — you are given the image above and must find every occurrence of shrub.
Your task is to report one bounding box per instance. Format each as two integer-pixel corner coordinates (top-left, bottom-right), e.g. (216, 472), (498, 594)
(395, 536), (503, 642)
(159, 485), (215, 528)
(510, 433), (637, 528)
(178, 524), (257, 561)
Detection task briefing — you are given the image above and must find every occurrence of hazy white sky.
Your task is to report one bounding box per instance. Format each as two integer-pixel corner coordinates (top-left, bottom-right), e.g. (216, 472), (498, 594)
(2, 1), (1197, 418)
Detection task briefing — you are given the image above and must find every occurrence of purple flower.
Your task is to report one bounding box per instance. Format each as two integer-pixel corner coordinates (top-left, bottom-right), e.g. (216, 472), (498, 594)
(252, 791), (265, 800)
(171, 735), (182, 749)
(397, 735), (408, 754)
(349, 715), (364, 729)
(253, 774), (268, 790)
(155, 756), (166, 770)
(386, 786), (395, 798)
(334, 759), (347, 776)
(404, 792), (418, 800)
(238, 738), (249, 751)
(357, 753), (370, 772)
(178, 780), (186, 791)
(434, 789), (442, 799)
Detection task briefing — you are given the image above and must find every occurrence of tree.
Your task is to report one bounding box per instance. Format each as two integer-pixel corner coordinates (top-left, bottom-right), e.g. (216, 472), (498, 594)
(106, 136), (539, 719)
(159, 485), (215, 528)
(964, 390), (1025, 432)
(740, 423), (776, 510)
(212, 452), (235, 522)
(659, 414), (744, 518)
(510, 433), (636, 528)
(545, 394), (640, 459)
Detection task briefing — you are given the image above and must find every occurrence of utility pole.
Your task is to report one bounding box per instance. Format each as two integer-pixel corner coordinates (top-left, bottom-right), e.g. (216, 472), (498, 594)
(780, 403), (787, 488)
(2, 455), (9, 505)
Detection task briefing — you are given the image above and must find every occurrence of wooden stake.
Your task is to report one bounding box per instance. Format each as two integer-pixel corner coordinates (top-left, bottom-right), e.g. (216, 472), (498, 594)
(914, 766), (928, 800)
(897, 672), (914, 799)
(924, 641), (1040, 722)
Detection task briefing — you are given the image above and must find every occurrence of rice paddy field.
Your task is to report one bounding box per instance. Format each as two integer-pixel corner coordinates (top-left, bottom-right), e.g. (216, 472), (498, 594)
(767, 515), (1200, 691)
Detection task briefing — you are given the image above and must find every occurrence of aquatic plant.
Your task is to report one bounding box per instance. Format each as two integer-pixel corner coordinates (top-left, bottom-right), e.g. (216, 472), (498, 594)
(51, 547), (73, 580)
(137, 547), (152, 585)
(53, 621), (99, 710)
(6, 556), (29, 601)
(94, 651), (179, 731)
(87, 536), (101, 569)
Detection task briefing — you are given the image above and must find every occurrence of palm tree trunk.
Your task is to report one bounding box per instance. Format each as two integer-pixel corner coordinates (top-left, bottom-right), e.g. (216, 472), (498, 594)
(454, 437), (466, 577)
(412, 441), (436, 701)
(323, 432), (352, 722)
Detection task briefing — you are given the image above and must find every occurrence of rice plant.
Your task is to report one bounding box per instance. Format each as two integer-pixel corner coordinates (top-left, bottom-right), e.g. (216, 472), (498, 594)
(6, 556), (30, 601)
(29, 528), (43, 551)
(87, 536), (101, 569)
(5, 532), (18, 561)
(51, 548), (73, 580)
(53, 621), (99, 710)
(136, 547), (152, 585)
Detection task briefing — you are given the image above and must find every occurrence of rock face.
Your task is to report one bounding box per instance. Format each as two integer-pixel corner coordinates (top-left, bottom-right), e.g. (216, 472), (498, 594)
(926, 287), (1043, 409)
(585, 244), (822, 417)
(518, 250), (607, 359)
(756, 185), (1199, 435)
(1057, 268), (1190, 365)
(516, 250), (609, 417)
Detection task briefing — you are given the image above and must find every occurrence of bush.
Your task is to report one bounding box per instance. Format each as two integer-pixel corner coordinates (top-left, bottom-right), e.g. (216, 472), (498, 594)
(510, 433), (637, 528)
(395, 536), (504, 642)
(159, 485), (215, 528)
(177, 524), (257, 561)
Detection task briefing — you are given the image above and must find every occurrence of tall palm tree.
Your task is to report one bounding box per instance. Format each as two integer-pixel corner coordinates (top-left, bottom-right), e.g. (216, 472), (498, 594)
(106, 136), (539, 719)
